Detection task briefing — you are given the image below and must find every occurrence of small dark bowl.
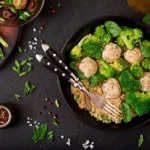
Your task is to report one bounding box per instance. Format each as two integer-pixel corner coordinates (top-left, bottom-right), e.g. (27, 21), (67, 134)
(58, 16), (150, 131)
(0, 0), (45, 26)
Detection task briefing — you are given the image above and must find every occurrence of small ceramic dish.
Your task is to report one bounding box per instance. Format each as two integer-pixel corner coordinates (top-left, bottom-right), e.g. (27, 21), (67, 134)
(0, 105), (12, 128)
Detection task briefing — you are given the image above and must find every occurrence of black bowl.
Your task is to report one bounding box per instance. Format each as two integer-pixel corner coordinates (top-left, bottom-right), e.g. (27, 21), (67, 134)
(58, 16), (150, 131)
(0, 0), (45, 26)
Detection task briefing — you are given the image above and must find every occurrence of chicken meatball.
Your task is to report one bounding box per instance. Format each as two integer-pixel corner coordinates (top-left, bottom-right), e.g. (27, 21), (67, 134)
(102, 42), (122, 63)
(79, 57), (98, 78)
(13, 0), (28, 10)
(102, 78), (121, 99)
(124, 48), (143, 64)
(140, 72), (150, 92)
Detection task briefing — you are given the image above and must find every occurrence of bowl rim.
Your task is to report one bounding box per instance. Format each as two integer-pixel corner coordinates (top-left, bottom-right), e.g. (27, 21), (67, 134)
(57, 15), (150, 132)
(0, 0), (45, 26)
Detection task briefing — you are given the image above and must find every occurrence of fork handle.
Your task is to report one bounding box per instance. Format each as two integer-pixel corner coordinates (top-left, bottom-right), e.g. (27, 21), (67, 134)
(40, 55), (72, 82)
(45, 46), (79, 81)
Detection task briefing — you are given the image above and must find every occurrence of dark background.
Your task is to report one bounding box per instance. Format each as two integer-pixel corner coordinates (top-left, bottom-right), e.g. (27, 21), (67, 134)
(0, 0), (149, 150)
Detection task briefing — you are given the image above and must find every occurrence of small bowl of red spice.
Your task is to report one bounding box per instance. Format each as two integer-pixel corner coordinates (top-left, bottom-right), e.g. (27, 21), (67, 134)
(0, 105), (12, 128)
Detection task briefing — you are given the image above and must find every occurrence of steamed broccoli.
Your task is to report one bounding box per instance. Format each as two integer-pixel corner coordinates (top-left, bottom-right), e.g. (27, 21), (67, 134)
(99, 59), (117, 77)
(130, 62), (144, 79)
(141, 59), (150, 70)
(82, 36), (103, 59)
(125, 92), (150, 116)
(111, 58), (129, 72)
(94, 25), (106, 38)
(119, 70), (141, 92)
(140, 40), (150, 58)
(69, 46), (82, 60)
(116, 37), (125, 49)
(119, 27), (143, 50)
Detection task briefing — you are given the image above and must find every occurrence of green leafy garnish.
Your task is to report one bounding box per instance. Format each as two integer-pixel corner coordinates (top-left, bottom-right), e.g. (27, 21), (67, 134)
(143, 14), (150, 26)
(121, 103), (133, 123)
(19, 11), (31, 21)
(10, 7), (17, 13)
(32, 123), (48, 142)
(51, 119), (59, 126)
(24, 81), (35, 96)
(138, 134), (144, 147)
(104, 21), (122, 37)
(14, 94), (21, 100)
(55, 100), (60, 107)
(47, 131), (54, 142)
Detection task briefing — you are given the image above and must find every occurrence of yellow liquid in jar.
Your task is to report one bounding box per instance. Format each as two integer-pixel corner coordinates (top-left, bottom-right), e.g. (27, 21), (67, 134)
(128, 0), (150, 14)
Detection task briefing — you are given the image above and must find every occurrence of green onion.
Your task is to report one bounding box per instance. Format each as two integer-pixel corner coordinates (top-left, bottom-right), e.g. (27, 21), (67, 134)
(47, 131), (54, 142)
(18, 46), (23, 53)
(55, 100), (60, 107)
(15, 94), (21, 100)
(138, 134), (144, 147)
(24, 81), (35, 96)
(51, 119), (59, 126)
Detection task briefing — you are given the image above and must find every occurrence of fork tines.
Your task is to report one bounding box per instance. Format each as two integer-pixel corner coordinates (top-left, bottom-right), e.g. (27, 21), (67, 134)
(103, 100), (122, 123)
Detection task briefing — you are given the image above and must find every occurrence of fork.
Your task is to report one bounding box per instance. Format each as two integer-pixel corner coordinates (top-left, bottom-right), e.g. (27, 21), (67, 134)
(35, 44), (122, 122)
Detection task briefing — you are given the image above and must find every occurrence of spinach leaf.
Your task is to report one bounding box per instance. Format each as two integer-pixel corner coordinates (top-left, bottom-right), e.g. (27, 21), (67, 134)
(70, 61), (86, 80)
(121, 103), (133, 123)
(32, 123), (48, 142)
(140, 44), (150, 58)
(105, 21), (122, 37)
(143, 14), (150, 26)
(138, 134), (144, 147)
(89, 73), (105, 87)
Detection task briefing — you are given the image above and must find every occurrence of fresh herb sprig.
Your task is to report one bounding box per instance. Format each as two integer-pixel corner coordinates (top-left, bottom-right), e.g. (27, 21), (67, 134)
(24, 81), (35, 96)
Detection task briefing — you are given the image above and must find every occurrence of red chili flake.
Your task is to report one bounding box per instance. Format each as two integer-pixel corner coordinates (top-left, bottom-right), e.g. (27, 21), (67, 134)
(0, 108), (9, 125)
(52, 9), (56, 13)
(48, 102), (52, 105)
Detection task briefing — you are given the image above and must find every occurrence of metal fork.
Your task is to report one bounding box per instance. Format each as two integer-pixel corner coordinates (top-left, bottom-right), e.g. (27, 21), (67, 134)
(36, 44), (122, 121)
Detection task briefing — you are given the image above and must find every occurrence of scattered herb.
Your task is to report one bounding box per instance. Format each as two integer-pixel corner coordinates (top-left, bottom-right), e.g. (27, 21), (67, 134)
(24, 81), (35, 96)
(12, 56), (34, 76)
(121, 103), (133, 123)
(138, 134), (144, 147)
(51, 119), (59, 126)
(14, 94), (21, 100)
(32, 123), (48, 142)
(18, 46), (23, 53)
(47, 131), (54, 142)
(55, 100), (60, 107)
(143, 14), (150, 26)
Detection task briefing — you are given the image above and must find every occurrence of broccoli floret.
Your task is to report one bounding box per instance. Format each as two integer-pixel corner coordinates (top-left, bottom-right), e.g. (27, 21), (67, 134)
(140, 40), (150, 58)
(82, 36), (103, 59)
(119, 70), (141, 92)
(77, 34), (92, 47)
(141, 59), (150, 70)
(130, 62), (144, 79)
(119, 27), (143, 50)
(99, 60), (117, 77)
(94, 25), (105, 38)
(116, 37), (125, 49)
(69, 46), (82, 60)
(125, 92), (150, 116)
(82, 33), (112, 59)
(111, 58), (129, 72)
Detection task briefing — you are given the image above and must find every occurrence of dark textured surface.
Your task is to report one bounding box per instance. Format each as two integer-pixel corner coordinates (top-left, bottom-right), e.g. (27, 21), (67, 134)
(0, 0), (149, 150)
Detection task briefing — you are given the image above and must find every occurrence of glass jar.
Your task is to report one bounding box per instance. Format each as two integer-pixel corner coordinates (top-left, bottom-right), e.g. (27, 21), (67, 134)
(128, 0), (150, 14)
